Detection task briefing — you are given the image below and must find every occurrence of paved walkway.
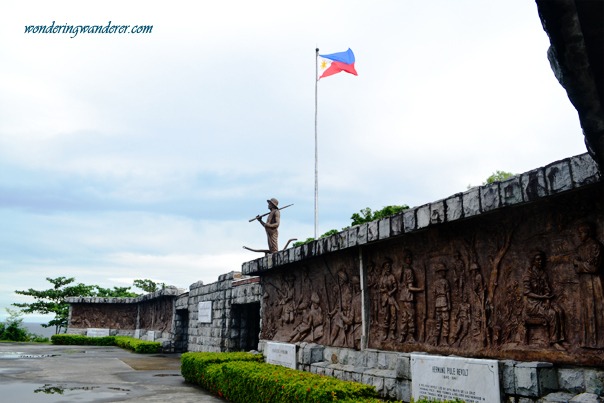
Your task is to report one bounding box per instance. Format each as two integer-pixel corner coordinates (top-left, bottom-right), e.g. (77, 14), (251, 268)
(0, 343), (227, 402)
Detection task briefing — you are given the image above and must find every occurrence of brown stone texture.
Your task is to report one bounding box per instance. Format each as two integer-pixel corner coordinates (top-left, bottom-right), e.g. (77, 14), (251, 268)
(138, 298), (174, 333)
(70, 303), (137, 329)
(261, 184), (604, 365)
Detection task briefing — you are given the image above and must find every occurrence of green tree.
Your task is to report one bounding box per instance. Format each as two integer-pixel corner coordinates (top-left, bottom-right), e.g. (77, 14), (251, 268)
(0, 309), (30, 341)
(133, 279), (166, 294)
(483, 170), (515, 185)
(13, 277), (96, 334)
(93, 286), (139, 298)
(350, 205), (409, 226)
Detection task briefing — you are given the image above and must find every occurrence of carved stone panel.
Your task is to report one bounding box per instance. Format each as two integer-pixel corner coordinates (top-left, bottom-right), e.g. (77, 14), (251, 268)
(260, 185), (603, 365)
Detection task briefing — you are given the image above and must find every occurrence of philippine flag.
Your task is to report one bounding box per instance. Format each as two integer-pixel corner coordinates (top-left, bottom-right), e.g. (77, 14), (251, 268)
(318, 48), (358, 79)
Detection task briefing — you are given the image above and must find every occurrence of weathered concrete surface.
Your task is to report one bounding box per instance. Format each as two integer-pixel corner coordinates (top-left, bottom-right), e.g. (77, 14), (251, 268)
(0, 343), (225, 402)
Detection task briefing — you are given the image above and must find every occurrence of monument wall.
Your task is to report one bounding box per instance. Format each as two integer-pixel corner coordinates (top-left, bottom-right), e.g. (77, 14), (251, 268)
(186, 271), (262, 353)
(66, 286), (186, 351)
(243, 153), (604, 401)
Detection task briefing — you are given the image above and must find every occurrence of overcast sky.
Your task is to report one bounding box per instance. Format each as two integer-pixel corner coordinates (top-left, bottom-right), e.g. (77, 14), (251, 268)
(0, 1), (587, 322)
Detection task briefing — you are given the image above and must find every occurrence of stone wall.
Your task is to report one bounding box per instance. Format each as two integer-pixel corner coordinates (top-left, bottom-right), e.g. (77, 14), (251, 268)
(66, 286), (186, 352)
(186, 272), (262, 352)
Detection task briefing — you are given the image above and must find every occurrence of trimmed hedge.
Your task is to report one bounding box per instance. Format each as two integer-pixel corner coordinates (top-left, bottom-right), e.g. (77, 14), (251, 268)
(115, 336), (161, 353)
(51, 334), (161, 353)
(181, 352), (381, 403)
(51, 334), (115, 346)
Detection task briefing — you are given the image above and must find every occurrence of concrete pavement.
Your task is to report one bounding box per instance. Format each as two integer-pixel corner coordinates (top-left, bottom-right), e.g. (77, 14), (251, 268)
(0, 342), (227, 402)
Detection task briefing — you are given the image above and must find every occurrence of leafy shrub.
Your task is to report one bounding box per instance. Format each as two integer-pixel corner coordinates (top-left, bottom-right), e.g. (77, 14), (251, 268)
(51, 334), (160, 353)
(114, 336), (161, 353)
(51, 334), (115, 346)
(182, 352), (381, 403)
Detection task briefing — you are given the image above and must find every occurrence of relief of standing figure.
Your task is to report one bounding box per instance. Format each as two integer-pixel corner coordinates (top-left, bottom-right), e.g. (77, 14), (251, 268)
(379, 258), (399, 341)
(573, 222), (604, 348)
(431, 263), (451, 346)
(398, 250), (424, 343)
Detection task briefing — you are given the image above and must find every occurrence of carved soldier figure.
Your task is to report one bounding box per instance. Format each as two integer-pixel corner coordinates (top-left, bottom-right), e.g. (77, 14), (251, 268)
(573, 222), (604, 348)
(469, 262), (486, 342)
(379, 258), (399, 341)
(256, 198), (280, 253)
(276, 273), (295, 326)
(431, 263), (451, 346)
(398, 250), (424, 343)
(328, 269), (353, 345)
(523, 251), (566, 351)
(290, 292), (324, 343)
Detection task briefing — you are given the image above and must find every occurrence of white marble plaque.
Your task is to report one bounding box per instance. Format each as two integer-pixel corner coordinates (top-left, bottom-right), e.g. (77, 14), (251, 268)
(411, 354), (500, 403)
(146, 331), (156, 341)
(266, 342), (297, 369)
(198, 301), (212, 323)
(86, 328), (110, 337)
(134, 329), (141, 339)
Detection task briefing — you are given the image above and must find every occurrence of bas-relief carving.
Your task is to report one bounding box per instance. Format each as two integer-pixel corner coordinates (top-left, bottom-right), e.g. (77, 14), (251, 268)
(260, 188), (603, 365)
(70, 304), (137, 329)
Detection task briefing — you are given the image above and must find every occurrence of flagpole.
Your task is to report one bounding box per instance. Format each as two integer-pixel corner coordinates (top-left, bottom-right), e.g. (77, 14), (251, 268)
(314, 48), (319, 240)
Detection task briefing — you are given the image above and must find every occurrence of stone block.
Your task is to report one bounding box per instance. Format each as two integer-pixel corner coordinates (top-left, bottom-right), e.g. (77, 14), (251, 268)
(558, 368), (585, 394)
(545, 159), (573, 194)
(416, 204), (430, 229)
(326, 234), (338, 252)
(570, 153), (601, 187)
(570, 393), (602, 402)
(391, 213), (404, 236)
(315, 238), (326, 255)
(289, 246), (296, 262)
(539, 392), (577, 402)
(347, 227), (358, 247)
(364, 350), (378, 369)
(430, 200), (445, 225)
(584, 369), (604, 395)
(501, 360), (516, 395)
(462, 187), (481, 217)
(357, 223), (368, 245)
(395, 379), (412, 402)
(367, 221), (379, 242)
(445, 193), (463, 222)
(294, 246), (302, 261)
(379, 217), (391, 240)
(394, 355), (411, 380)
(500, 176), (524, 206)
(480, 183), (500, 212)
(515, 362), (558, 397)
(403, 208), (416, 232)
(522, 168), (548, 202)
(384, 377), (397, 399)
(338, 231), (348, 249)
(300, 343), (324, 365)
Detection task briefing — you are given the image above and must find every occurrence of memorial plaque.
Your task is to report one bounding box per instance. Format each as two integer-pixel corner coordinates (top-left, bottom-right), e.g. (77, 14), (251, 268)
(134, 329), (140, 339)
(411, 354), (501, 403)
(198, 301), (212, 323)
(266, 342), (297, 369)
(147, 331), (156, 341)
(86, 328), (110, 337)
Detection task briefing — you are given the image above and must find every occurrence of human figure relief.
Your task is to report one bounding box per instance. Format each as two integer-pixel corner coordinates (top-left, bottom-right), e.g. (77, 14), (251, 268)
(398, 250), (424, 343)
(290, 292), (324, 343)
(342, 275), (363, 349)
(573, 222), (604, 348)
(366, 261), (381, 325)
(452, 294), (471, 347)
(431, 263), (451, 346)
(523, 251), (566, 351)
(328, 269), (353, 345)
(276, 273), (295, 326)
(469, 262), (487, 345)
(379, 258), (399, 341)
